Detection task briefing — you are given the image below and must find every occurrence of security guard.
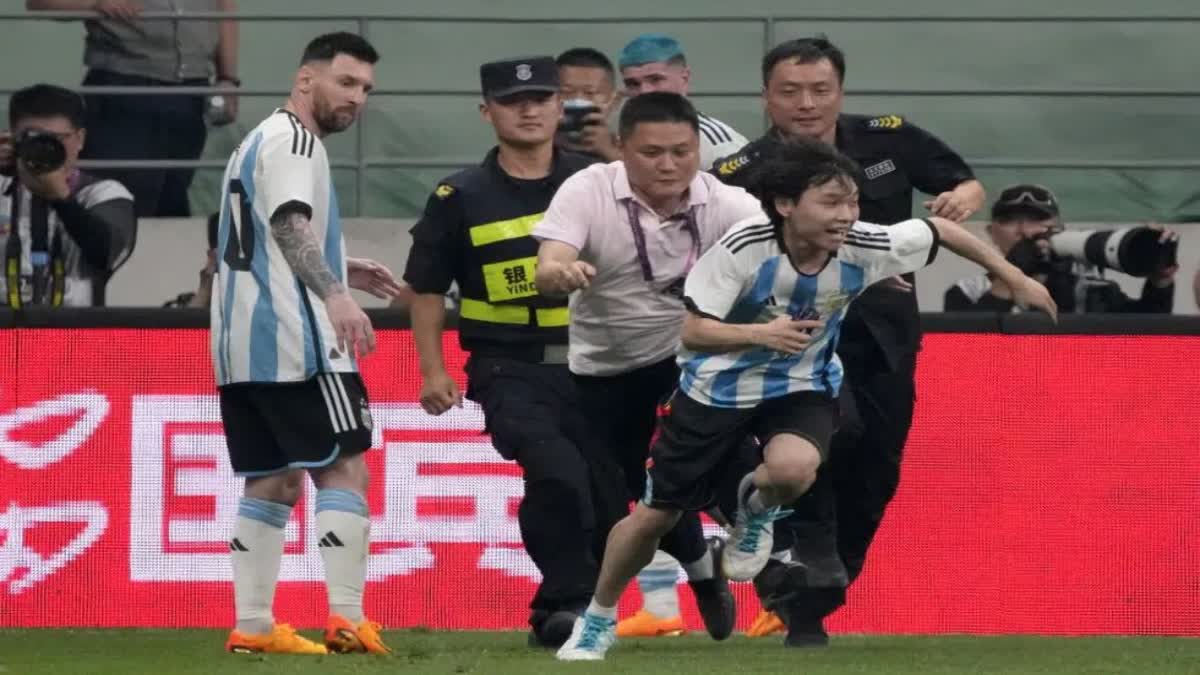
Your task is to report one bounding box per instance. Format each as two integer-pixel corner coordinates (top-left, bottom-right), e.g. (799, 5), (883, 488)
(403, 56), (608, 648)
(714, 37), (986, 646)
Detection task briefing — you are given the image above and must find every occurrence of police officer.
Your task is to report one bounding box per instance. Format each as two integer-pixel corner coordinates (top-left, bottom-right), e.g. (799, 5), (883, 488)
(714, 37), (986, 646)
(403, 56), (607, 648)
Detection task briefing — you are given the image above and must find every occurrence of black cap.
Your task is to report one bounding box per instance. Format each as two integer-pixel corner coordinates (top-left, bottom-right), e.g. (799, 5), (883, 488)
(480, 56), (559, 99)
(992, 183), (1060, 220)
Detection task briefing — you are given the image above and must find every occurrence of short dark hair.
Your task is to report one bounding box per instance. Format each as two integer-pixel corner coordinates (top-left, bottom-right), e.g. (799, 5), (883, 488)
(762, 36), (846, 86)
(617, 92), (698, 140)
(556, 47), (615, 76)
(746, 138), (862, 224)
(557, 48), (616, 89)
(8, 84), (86, 129)
(300, 31), (379, 66)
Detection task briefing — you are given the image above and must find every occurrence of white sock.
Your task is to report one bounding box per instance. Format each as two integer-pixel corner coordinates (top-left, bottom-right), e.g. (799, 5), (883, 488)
(586, 598), (617, 621)
(680, 547), (714, 581)
(315, 488), (370, 623)
(637, 551), (682, 618)
(740, 472), (768, 514)
(231, 497), (291, 635)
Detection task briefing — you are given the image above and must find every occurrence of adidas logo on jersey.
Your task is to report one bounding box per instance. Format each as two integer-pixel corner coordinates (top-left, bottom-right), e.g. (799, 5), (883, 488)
(318, 532), (345, 548)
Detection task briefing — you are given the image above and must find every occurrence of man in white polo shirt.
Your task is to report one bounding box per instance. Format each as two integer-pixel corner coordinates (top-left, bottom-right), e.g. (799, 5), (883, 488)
(533, 92), (763, 640)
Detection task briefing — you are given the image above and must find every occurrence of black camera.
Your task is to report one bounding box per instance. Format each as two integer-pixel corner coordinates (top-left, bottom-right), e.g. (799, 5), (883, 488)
(560, 98), (601, 138)
(1008, 226), (1176, 279)
(13, 128), (67, 175)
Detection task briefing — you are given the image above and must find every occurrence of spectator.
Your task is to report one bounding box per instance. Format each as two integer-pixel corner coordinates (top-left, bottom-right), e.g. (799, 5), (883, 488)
(27, 0), (239, 218)
(163, 211), (217, 308)
(944, 184), (1178, 313)
(0, 84), (136, 308)
(555, 47), (622, 162)
(617, 33), (748, 170)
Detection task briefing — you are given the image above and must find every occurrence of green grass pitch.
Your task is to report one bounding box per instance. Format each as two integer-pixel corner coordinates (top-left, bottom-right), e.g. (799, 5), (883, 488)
(3, 629), (1198, 674)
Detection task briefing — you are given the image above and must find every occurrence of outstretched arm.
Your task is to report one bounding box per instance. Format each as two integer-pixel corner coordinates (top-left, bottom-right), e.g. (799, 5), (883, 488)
(929, 216), (1058, 320)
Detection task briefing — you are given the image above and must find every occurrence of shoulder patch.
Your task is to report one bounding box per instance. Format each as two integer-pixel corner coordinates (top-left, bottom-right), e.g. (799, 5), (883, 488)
(434, 184), (455, 199)
(716, 155), (750, 177)
(866, 115), (904, 131)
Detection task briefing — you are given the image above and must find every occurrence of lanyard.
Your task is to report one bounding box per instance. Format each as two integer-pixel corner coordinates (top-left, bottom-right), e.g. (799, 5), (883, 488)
(5, 185), (66, 308)
(623, 199), (701, 285)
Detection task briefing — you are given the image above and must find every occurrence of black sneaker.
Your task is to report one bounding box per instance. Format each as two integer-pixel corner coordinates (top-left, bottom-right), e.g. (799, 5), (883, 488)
(753, 558), (809, 611)
(784, 617), (830, 648)
(528, 609), (581, 649)
(686, 537), (736, 641)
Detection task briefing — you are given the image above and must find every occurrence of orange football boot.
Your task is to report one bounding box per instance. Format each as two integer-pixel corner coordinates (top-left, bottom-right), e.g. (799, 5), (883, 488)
(324, 614), (393, 654)
(745, 610), (786, 637)
(616, 609), (688, 638)
(226, 623), (328, 654)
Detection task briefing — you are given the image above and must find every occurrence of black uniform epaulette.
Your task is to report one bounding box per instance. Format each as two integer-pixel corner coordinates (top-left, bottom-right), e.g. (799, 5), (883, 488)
(714, 151), (754, 178)
(863, 114), (905, 131)
(432, 165), (484, 199)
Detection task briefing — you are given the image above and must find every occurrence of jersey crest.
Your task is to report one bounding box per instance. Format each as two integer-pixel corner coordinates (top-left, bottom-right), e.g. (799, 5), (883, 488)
(435, 184), (456, 199)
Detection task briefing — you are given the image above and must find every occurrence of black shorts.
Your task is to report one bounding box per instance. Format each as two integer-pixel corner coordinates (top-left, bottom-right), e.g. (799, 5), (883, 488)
(572, 357), (680, 501)
(645, 390), (838, 512)
(219, 372), (373, 476)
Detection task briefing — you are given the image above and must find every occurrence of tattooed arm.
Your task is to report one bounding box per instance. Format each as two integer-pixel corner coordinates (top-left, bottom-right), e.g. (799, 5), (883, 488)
(269, 207), (345, 299)
(269, 204), (376, 356)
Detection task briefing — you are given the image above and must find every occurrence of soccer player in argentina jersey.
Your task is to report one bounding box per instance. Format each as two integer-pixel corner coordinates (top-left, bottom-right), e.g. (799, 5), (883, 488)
(211, 32), (404, 656)
(557, 139), (1056, 660)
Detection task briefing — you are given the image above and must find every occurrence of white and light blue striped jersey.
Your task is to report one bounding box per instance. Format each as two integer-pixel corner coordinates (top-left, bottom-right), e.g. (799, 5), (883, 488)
(679, 217), (940, 408)
(210, 109), (351, 385)
(697, 113), (749, 171)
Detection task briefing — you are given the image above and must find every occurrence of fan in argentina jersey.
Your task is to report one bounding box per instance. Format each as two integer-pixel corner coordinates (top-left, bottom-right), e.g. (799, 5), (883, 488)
(211, 109), (349, 385)
(679, 217), (939, 408)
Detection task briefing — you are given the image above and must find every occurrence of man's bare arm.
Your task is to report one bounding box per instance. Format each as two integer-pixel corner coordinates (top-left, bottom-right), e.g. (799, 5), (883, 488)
(269, 210), (345, 298)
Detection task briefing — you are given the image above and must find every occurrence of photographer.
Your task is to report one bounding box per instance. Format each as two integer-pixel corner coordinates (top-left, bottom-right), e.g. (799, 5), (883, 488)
(945, 184), (1178, 313)
(0, 84), (136, 308)
(556, 48), (622, 162)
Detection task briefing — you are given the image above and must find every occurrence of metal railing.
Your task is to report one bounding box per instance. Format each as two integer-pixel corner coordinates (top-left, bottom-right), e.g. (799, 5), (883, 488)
(4, 11), (1200, 213)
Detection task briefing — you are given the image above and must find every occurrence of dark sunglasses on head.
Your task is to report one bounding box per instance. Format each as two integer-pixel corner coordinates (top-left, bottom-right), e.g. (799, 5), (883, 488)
(998, 186), (1056, 211)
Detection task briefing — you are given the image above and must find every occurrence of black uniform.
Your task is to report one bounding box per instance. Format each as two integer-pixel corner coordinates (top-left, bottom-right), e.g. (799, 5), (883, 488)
(404, 147), (619, 627)
(714, 113), (975, 626)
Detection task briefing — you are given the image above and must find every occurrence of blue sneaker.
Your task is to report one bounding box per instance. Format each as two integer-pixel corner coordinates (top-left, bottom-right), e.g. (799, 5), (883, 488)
(555, 612), (617, 661)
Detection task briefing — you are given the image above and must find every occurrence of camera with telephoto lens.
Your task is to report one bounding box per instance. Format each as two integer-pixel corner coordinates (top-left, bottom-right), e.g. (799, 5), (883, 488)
(12, 128), (67, 175)
(1009, 226), (1177, 279)
(1047, 227), (1177, 277)
(560, 98), (600, 139)
(1006, 226), (1178, 313)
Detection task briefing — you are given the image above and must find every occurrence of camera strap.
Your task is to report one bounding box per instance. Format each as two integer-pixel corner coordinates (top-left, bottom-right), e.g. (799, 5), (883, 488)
(624, 199), (701, 285)
(4, 185), (66, 309)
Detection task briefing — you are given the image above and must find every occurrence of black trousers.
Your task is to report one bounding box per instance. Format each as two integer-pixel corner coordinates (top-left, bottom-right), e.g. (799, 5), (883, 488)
(466, 356), (613, 615)
(572, 358), (708, 566)
(776, 346), (917, 621)
(80, 69), (209, 218)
